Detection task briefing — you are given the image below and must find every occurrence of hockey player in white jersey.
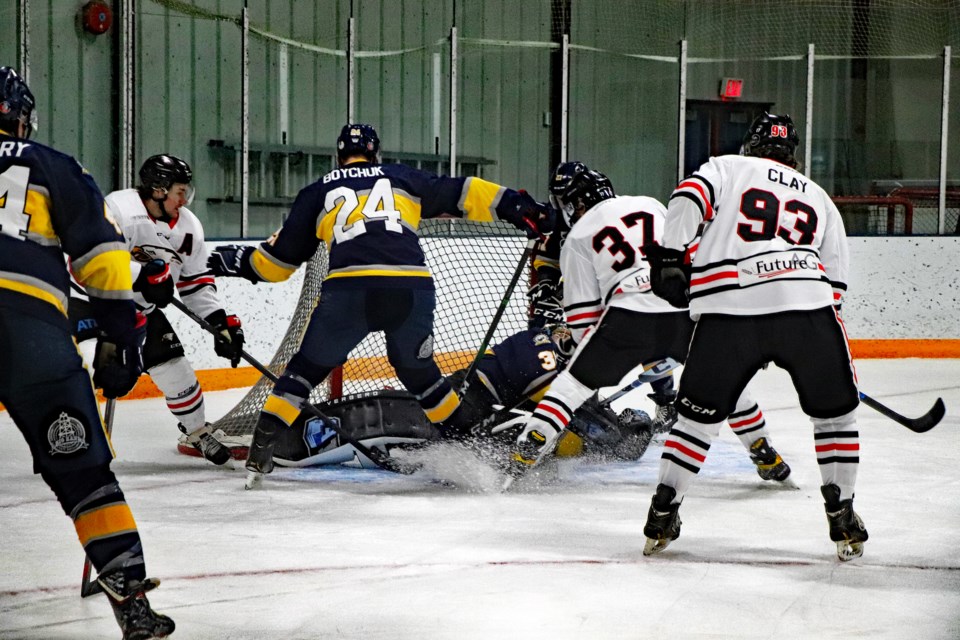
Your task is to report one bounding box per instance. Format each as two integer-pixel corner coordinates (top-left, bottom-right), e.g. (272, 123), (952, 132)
(105, 155), (245, 465)
(512, 162), (788, 482)
(642, 113), (866, 561)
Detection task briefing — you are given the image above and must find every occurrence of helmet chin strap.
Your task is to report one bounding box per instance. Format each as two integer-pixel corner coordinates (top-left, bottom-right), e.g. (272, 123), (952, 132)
(147, 188), (175, 223)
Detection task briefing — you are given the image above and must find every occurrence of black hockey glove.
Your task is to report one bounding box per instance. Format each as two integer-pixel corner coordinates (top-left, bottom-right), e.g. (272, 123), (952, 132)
(642, 243), (691, 309)
(498, 189), (556, 239)
(92, 303), (146, 399)
(206, 309), (245, 367)
(527, 268), (564, 329)
(207, 244), (261, 284)
(132, 258), (175, 307)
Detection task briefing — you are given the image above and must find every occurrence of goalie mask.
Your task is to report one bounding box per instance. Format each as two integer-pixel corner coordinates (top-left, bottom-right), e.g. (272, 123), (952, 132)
(138, 154), (195, 205)
(337, 123), (381, 166)
(741, 112), (800, 168)
(548, 161), (615, 227)
(0, 67), (37, 140)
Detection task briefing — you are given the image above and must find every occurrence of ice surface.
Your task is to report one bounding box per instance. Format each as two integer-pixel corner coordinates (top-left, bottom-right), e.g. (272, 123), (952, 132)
(1, 359), (958, 639)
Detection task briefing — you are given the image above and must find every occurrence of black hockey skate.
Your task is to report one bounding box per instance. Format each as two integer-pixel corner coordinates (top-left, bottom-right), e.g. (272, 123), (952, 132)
(179, 422), (231, 465)
(821, 483), (868, 561)
(648, 391), (678, 433)
(643, 484), (682, 555)
(244, 419), (279, 489)
(748, 437), (791, 482)
(98, 573), (175, 640)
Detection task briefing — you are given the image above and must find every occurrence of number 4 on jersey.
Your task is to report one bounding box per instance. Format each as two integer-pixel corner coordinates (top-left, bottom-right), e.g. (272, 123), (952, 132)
(0, 165), (31, 241)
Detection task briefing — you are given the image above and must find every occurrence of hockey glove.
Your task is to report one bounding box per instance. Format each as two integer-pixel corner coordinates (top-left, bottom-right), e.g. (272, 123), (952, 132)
(527, 267), (564, 329)
(642, 243), (691, 309)
(207, 244), (261, 284)
(92, 306), (146, 399)
(206, 309), (245, 367)
(132, 258), (175, 307)
(498, 189), (556, 239)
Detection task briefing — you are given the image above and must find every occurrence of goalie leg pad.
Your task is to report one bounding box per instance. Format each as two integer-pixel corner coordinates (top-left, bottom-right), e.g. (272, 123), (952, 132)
(42, 466), (146, 582)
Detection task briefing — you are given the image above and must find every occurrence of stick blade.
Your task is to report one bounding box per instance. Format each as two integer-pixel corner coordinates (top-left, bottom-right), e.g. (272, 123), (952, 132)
(910, 397), (946, 433)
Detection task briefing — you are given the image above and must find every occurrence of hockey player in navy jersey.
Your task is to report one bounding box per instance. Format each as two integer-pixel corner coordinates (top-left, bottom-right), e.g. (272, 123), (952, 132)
(642, 113), (866, 561)
(512, 162), (789, 483)
(104, 155), (243, 465)
(0, 67), (173, 639)
(208, 123), (554, 485)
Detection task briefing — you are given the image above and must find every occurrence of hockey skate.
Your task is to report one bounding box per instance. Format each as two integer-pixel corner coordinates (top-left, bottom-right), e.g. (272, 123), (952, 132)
(648, 391), (678, 433)
(244, 420), (278, 489)
(178, 423), (230, 465)
(98, 572), (175, 640)
(821, 484), (868, 561)
(748, 437), (792, 482)
(643, 484), (682, 555)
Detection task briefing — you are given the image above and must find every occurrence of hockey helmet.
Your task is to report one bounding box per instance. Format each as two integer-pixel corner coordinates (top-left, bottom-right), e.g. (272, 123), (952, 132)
(548, 161), (615, 227)
(0, 67), (37, 140)
(138, 154), (194, 204)
(337, 123), (381, 166)
(741, 112), (800, 168)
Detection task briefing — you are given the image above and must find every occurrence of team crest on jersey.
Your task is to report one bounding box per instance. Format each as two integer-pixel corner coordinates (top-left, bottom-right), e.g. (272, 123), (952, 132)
(417, 334), (435, 359)
(533, 333), (551, 346)
(47, 411), (89, 456)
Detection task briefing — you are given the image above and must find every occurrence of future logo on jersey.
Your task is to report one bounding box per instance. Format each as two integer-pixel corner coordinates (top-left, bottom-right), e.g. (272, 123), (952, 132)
(738, 251), (822, 287)
(47, 411), (89, 456)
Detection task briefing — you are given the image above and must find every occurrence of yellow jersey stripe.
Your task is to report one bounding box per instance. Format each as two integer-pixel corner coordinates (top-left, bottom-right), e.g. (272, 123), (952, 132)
(74, 503), (137, 547)
(263, 394), (303, 426)
(252, 248), (297, 283)
(424, 388), (461, 423)
(73, 249), (134, 295)
(0, 276), (67, 314)
(458, 177), (504, 223)
(24, 187), (55, 239)
(325, 269), (432, 280)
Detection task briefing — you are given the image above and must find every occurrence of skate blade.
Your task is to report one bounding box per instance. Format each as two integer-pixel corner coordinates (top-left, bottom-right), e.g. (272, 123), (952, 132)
(836, 540), (864, 561)
(643, 536), (673, 556)
(774, 476), (800, 490)
(244, 471), (264, 490)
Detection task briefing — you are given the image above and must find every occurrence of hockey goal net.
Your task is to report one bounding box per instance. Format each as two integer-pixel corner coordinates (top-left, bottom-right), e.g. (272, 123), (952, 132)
(212, 219), (532, 441)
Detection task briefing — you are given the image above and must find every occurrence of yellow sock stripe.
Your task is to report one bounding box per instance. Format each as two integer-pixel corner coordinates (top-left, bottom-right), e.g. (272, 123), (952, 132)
(263, 394), (302, 426)
(74, 503), (137, 547)
(424, 388), (461, 423)
(554, 431), (584, 458)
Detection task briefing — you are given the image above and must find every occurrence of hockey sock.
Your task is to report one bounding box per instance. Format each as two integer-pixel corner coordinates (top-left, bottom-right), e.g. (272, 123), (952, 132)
(148, 357), (205, 431)
(657, 415), (722, 501)
(262, 371), (315, 428)
(812, 408), (859, 500)
(410, 375), (462, 425)
(727, 388), (770, 450)
(529, 371), (595, 435)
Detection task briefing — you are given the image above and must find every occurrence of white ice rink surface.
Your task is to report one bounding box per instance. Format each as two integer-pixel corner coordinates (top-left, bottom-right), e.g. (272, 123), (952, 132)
(1, 359), (958, 640)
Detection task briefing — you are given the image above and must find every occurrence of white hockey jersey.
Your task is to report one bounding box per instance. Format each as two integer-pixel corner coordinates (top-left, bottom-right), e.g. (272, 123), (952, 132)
(663, 155), (848, 320)
(105, 188), (222, 319)
(561, 195), (676, 343)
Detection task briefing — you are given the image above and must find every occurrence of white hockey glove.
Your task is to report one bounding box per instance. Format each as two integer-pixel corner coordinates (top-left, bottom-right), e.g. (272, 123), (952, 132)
(515, 418), (561, 464)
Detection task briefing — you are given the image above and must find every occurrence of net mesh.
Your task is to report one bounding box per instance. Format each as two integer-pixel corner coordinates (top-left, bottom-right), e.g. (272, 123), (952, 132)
(213, 219), (530, 438)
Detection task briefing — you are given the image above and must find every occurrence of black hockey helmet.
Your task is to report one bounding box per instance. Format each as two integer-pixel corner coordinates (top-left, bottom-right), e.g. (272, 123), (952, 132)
(0, 67), (37, 140)
(337, 123), (381, 166)
(138, 154), (194, 203)
(548, 161), (615, 227)
(741, 112), (800, 168)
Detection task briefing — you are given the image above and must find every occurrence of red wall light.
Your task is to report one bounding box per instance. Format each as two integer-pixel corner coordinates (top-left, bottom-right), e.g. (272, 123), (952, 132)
(82, 1), (113, 36)
(720, 77), (744, 100)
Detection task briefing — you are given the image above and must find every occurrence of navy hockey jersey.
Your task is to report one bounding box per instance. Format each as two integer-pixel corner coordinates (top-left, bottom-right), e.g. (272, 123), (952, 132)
(246, 161), (526, 288)
(476, 328), (561, 407)
(0, 129), (132, 317)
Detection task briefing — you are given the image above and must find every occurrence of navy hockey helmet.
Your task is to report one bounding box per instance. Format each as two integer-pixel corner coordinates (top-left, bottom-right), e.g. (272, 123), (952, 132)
(138, 154), (194, 203)
(741, 112), (800, 168)
(548, 161), (615, 227)
(0, 67), (37, 140)
(337, 123), (381, 166)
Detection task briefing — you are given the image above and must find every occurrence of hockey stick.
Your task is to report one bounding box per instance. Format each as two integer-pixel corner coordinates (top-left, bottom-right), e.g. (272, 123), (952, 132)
(169, 298), (419, 475)
(80, 397), (116, 598)
(859, 391), (945, 433)
(457, 237), (537, 398)
(500, 358), (681, 492)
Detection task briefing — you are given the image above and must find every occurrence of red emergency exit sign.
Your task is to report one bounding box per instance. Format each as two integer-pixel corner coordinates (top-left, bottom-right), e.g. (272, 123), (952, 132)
(720, 77), (744, 99)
